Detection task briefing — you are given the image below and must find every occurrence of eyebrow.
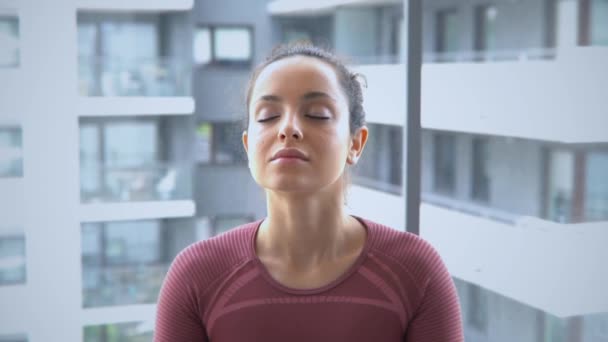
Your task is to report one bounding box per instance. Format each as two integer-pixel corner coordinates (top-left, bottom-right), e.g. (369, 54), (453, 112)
(255, 91), (336, 104)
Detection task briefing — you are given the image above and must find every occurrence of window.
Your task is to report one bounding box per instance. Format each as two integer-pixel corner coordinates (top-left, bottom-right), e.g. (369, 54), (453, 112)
(474, 5), (499, 59)
(79, 118), (191, 203)
(433, 133), (456, 195)
(77, 14), (188, 96)
(0, 126), (23, 178)
(0, 12), (19, 68)
(591, 0), (608, 45)
(435, 9), (459, 60)
(467, 283), (488, 332)
(471, 137), (490, 202)
(194, 26), (253, 66)
(351, 123), (402, 195)
(195, 122), (247, 165)
(547, 150), (574, 223)
(0, 234), (26, 286)
(83, 322), (152, 342)
(585, 151), (608, 221)
(81, 218), (196, 307)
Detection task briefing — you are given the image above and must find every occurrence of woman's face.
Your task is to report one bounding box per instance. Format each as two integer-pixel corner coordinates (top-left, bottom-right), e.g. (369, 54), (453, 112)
(243, 56), (367, 195)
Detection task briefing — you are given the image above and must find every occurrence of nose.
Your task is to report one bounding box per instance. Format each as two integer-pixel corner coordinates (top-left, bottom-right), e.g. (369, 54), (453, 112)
(278, 114), (302, 141)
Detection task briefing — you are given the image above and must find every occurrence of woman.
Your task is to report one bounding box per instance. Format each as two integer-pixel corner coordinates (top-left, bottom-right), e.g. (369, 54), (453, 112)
(154, 43), (464, 341)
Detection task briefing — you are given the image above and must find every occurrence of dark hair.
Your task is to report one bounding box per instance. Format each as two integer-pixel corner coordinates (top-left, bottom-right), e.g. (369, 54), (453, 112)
(244, 42), (366, 135)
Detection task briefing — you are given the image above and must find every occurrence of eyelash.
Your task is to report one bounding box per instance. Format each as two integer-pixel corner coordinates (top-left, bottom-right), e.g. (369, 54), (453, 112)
(257, 115), (330, 123)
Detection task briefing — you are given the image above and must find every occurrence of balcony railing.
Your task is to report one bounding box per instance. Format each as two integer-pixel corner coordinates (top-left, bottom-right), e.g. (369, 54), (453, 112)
(78, 56), (191, 97)
(80, 162), (192, 203)
(423, 48), (557, 64)
(82, 263), (169, 307)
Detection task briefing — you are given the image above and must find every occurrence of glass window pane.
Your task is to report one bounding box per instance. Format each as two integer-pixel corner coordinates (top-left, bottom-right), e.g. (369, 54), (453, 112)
(0, 13), (19, 67)
(548, 150), (574, 223)
(0, 233), (26, 286)
(591, 0), (608, 45)
(433, 133), (456, 194)
(213, 27), (252, 62)
(585, 151), (608, 221)
(212, 122), (247, 164)
(80, 118), (191, 203)
(83, 322), (152, 342)
(0, 126), (23, 178)
(471, 137), (490, 202)
(352, 123), (402, 194)
(435, 10), (459, 54)
(194, 27), (212, 64)
(81, 218), (196, 307)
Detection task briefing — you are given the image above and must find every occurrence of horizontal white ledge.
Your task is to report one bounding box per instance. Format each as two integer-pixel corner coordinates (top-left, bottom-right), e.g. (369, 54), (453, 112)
(268, 0), (400, 16)
(77, 97), (194, 117)
(355, 47), (608, 143)
(0, 285), (28, 333)
(347, 185), (405, 230)
(349, 184), (608, 317)
(421, 203), (608, 318)
(81, 304), (156, 326)
(76, 0), (192, 11)
(79, 200), (195, 222)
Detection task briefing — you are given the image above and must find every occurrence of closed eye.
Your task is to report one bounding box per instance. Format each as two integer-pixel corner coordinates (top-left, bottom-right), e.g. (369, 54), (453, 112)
(306, 115), (330, 120)
(257, 116), (279, 123)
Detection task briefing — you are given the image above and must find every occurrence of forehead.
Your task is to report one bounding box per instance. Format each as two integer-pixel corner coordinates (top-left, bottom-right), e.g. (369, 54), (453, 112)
(251, 56), (344, 101)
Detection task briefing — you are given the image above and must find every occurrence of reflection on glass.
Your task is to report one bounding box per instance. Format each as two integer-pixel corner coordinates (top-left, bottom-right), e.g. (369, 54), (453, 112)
(83, 322), (152, 342)
(0, 126), (23, 178)
(81, 218), (196, 307)
(79, 119), (192, 203)
(0, 234), (26, 286)
(352, 123), (402, 195)
(0, 13), (19, 68)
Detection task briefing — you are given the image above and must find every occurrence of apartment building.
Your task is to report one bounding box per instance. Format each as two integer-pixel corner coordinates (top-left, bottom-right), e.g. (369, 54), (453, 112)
(0, 0), (198, 341)
(266, 0), (608, 341)
(1, 0), (606, 341)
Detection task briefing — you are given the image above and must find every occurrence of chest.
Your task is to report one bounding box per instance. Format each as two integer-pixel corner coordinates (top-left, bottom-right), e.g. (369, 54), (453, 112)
(209, 301), (403, 342)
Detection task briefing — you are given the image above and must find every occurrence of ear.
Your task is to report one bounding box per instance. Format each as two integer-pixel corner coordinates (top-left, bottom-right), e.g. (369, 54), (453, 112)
(242, 130), (249, 154)
(347, 126), (368, 165)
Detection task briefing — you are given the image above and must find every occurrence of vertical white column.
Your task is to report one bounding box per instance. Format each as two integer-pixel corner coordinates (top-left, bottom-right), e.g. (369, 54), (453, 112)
(19, 0), (81, 341)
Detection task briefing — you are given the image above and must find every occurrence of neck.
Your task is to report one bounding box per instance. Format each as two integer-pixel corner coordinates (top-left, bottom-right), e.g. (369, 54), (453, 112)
(256, 188), (360, 270)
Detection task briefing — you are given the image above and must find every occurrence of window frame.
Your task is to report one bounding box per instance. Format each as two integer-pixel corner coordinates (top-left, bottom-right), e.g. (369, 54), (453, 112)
(194, 24), (254, 67)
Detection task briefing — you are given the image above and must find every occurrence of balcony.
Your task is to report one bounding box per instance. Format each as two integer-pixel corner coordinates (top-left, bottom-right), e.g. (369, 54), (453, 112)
(78, 56), (194, 117)
(348, 184), (608, 318)
(268, 0), (400, 16)
(79, 162), (195, 222)
(80, 162), (192, 204)
(353, 47), (608, 143)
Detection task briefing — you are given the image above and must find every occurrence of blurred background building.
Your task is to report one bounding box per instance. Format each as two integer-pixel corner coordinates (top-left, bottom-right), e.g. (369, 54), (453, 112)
(0, 0), (607, 341)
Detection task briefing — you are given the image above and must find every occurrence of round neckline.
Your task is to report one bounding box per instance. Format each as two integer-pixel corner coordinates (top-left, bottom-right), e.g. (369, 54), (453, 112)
(248, 215), (373, 295)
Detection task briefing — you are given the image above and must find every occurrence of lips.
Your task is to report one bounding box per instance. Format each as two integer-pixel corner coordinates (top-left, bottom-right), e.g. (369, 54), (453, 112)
(271, 148), (308, 161)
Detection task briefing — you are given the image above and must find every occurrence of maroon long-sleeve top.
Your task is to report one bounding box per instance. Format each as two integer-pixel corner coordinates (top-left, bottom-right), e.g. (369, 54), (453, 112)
(154, 216), (464, 341)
